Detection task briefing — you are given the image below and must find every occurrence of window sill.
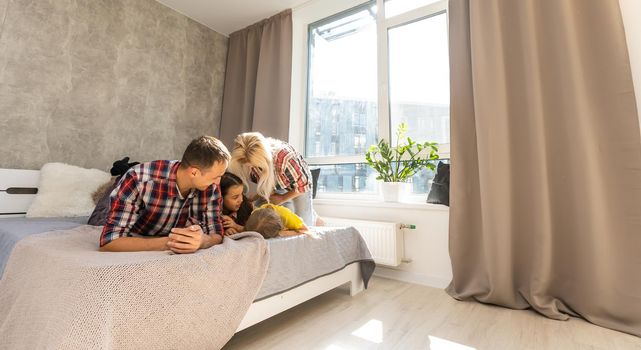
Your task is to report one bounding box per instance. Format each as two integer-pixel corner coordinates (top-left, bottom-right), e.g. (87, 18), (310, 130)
(313, 197), (449, 211)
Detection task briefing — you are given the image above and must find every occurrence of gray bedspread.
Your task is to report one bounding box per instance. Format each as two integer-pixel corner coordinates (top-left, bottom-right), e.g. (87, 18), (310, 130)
(0, 216), (89, 275)
(256, 226), (375, 300)
(0, 218), (375, 299)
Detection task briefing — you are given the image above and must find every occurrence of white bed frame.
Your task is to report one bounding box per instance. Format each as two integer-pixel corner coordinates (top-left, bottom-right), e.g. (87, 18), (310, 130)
(0, 168), (365, 332)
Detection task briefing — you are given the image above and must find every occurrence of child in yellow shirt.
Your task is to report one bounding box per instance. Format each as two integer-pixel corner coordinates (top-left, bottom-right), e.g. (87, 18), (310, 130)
(244, 203), (310, 238)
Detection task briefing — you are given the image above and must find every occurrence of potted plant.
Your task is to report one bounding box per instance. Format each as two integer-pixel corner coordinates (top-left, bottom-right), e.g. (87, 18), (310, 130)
(365, 123), (439, 202)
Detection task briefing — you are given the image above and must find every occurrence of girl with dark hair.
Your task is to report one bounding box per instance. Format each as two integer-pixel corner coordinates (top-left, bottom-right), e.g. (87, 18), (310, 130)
(219, 172), (254, 235)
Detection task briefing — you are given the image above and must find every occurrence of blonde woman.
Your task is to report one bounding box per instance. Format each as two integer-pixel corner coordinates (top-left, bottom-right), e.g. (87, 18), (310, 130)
(228, 132), (317, 226)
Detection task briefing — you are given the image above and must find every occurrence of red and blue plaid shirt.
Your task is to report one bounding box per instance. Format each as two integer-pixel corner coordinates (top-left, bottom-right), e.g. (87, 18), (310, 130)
(100, 160), (224, 247)
(272, 141), (313, 193)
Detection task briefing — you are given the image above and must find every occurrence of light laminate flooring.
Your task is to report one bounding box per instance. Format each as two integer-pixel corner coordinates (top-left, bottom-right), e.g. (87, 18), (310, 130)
(224, 277), (641, 350)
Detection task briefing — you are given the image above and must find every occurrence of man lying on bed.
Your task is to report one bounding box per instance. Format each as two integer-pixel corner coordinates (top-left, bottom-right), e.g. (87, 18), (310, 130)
(99, 136), (229, 253)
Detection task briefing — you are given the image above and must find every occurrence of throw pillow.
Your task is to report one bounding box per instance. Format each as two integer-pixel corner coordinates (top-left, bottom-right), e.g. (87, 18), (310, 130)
(87, 176), (120, 226)
(311, 168), (321, 199)
(26, 163), (111, 217)
(426, 161), (450, 206)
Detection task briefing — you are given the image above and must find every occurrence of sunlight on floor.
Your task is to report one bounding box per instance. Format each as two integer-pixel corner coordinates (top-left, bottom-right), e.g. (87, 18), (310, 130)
(350, 319), (383, 344)
(324, 319), (476, 350)
(325, 345), (348, 350)
(428, 335), (476, 350)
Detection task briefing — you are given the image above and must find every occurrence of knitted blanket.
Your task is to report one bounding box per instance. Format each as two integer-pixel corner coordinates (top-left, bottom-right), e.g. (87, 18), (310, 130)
(0, 226), (269, 350)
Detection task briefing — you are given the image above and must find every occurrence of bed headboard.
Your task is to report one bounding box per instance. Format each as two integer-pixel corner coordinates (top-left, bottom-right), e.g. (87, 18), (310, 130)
(0, 168), (40, 216)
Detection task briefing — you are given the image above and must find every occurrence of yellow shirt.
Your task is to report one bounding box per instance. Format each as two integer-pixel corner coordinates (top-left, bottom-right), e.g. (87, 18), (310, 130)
(259, 204), (305, 230)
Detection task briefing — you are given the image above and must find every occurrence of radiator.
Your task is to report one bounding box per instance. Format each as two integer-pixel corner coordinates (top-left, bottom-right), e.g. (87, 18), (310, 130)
(323, 217), (404, 267)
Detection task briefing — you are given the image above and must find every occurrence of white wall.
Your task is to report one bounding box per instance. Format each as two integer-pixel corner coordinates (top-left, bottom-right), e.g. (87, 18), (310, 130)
(620, 0), (641, 133)
(315, 201), (452, 288)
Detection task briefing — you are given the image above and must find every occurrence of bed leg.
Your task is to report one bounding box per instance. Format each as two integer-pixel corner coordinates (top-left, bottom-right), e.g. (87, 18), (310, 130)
(349, 267), (365, 296)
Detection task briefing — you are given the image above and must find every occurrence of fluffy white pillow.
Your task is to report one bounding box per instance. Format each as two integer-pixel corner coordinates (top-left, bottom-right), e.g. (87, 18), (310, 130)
(26, 163), (111, 218)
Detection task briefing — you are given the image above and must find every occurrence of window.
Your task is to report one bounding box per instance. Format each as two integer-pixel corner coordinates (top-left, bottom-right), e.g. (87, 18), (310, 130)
(295, 0), (449, 198)
(385, 0), (443, 18)
(306, 3), (378, 158)
(388, 12), (450, 145)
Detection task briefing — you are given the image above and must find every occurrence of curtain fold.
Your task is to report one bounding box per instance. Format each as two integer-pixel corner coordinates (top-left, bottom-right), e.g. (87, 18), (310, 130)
(447, 0), (641, 336)
(219, 10), (292, 146)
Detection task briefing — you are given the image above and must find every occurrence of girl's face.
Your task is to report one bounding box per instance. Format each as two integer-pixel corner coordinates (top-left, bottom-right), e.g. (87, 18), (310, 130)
(223, 184), (244, 213)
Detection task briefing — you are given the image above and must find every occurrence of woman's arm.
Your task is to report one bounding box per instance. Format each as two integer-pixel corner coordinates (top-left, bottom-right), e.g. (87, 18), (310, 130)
(279, 230), (305, 237)
(270, 190), (301, 205)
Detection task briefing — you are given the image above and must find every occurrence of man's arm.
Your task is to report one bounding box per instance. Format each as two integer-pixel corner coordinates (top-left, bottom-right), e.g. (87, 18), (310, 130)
(167, 226), (223, 254)
(101, 227), (223, 253)
(100, 236), (169, 252)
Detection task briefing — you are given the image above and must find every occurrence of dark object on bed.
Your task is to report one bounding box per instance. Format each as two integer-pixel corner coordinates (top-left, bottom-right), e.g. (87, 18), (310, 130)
(91, 178), (116, 203)
(88, 157), (140, 226)
(87, 177), (120, 226)
(426, 161), (450, 206)
(311, 168), (320, 199)
(110, 156), (140, 176)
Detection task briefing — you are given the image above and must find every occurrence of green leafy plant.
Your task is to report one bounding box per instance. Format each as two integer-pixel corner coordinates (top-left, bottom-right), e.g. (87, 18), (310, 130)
(365, 123), (439, 182)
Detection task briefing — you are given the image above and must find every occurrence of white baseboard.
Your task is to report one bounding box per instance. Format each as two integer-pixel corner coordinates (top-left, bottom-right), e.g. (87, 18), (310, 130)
(374, 267), (451, 289)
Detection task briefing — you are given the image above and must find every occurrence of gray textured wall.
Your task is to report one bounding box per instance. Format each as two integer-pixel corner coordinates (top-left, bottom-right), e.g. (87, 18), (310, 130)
(0, 0), (228, 171)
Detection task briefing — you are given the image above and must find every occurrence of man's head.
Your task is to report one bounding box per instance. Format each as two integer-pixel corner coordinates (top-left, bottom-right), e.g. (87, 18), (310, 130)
(180, 136), (230, 190)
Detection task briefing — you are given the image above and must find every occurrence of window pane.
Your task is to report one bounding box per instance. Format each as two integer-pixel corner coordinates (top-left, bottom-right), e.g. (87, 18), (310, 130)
(315, 163), (377, 194)
(388, 13), (450, 145)
(385, 0), (442, 18)
(314, 160), (447, 195)
(410, 160), (445, 194)
(306, 4), (378, 158)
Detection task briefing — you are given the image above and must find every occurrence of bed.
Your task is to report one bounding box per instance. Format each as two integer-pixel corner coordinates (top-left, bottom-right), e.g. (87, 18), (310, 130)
(0, 168), (375, 347)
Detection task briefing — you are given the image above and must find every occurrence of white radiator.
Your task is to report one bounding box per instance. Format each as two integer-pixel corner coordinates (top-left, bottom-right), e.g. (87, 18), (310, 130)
(323, 217), (404, 267)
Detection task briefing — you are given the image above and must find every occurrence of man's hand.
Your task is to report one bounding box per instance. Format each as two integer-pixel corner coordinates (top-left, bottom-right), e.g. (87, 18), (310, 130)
(168, 225), (222, 254)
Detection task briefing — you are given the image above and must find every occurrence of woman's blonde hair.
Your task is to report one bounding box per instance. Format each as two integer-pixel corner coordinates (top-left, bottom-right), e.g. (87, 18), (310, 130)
(244, 207), (283, 239)
(228, 132), (275, 201)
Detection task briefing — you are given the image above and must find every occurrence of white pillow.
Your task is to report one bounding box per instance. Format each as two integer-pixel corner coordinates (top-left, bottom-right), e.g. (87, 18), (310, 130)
(26, 163), (111, 218)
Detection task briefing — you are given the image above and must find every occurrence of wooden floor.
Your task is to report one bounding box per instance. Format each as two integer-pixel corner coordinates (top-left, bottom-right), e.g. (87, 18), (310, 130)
(224, 277), (641, 350)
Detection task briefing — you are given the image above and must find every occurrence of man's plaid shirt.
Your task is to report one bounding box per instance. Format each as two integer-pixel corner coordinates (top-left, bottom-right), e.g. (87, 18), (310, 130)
(100, 160), (224, 247)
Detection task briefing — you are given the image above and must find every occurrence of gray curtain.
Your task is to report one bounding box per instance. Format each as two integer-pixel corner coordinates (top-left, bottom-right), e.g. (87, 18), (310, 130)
(446, 0), (641, 337)
(219, 10), (292, 147)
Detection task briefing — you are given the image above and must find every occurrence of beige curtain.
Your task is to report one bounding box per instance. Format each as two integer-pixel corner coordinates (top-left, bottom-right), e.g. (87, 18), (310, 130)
(219, 10), (292, 146)
(446, 0), (641, 337)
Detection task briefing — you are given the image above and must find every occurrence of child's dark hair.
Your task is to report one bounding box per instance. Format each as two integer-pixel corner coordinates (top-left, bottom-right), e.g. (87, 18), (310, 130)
(244, 207), (284, 239)
(220, 172), (253, 225)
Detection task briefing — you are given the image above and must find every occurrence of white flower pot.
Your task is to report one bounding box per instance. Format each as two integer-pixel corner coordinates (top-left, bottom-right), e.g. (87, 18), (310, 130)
(380, 182), (410, 202)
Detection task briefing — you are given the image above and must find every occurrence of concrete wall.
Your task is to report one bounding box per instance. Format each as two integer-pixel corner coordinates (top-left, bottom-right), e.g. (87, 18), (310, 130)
(0, 0), (228, 171)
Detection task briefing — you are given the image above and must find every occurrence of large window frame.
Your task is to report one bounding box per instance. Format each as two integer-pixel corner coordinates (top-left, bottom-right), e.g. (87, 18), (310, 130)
(290, 0), (449, 199)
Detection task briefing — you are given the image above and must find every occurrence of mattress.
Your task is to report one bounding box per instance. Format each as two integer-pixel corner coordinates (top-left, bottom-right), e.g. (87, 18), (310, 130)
(0, 216), (90, 275)
(0, 217), (375, 299)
